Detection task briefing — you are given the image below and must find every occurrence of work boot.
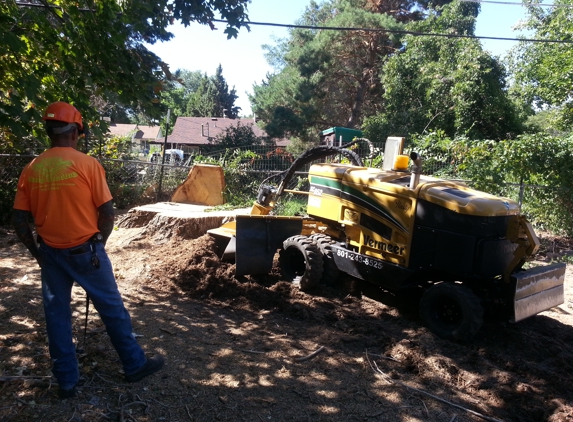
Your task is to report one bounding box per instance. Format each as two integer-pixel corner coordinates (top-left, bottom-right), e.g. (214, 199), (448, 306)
(58, 386), (77, 399)
(125, 354), (164, 382)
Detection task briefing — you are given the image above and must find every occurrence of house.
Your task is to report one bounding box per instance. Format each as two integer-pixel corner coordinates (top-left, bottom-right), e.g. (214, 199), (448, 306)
(107, 123), (163, 155)
(166, 117), (289, 154)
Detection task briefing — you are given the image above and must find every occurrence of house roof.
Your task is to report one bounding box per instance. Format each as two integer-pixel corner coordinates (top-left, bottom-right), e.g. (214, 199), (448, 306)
(168, 117), (289, 147)
(107, 123), (162, 141)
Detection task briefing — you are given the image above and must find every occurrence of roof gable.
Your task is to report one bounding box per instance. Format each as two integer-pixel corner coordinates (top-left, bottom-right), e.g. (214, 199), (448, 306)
(169, 117), (289, 146)
(107, 123), (162, 140)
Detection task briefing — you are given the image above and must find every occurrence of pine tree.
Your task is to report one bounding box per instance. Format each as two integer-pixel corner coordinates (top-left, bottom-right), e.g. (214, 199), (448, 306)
(213, 65), (241, 118)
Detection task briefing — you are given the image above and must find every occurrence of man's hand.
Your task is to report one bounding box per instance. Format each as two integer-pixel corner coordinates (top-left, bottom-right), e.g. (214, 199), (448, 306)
(12, 209), (41, 266)
(97, 200), (115, 245)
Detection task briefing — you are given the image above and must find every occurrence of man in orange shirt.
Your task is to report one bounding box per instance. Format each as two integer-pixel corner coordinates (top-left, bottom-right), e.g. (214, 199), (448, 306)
(12, 102), (164, 399)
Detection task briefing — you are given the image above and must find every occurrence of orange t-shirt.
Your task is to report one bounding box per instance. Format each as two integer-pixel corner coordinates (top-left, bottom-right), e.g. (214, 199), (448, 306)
(13, 147), (113, 248)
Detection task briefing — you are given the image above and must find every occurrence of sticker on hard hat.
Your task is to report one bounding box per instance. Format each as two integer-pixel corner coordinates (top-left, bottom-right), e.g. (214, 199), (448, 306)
(47, 113), (56, 117)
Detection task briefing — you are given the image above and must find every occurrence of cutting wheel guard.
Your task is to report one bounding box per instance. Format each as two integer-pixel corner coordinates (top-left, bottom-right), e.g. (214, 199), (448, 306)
(234, 215), (304, 276)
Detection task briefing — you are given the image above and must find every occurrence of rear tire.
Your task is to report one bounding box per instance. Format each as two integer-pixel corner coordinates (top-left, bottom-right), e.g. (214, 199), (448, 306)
(279, 235), (324, 291)
(420, 282), (483, 341)
(309, 234), (340, 284)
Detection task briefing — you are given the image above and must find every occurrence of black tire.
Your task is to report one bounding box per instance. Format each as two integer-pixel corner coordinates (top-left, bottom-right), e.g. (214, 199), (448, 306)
(279, 235), (324, 291)
(309, 233), (340, 284)
(420, 282), (483, 341)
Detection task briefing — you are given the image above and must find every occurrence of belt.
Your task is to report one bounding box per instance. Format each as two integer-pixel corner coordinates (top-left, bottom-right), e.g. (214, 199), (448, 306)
(69, 233), (104, 255)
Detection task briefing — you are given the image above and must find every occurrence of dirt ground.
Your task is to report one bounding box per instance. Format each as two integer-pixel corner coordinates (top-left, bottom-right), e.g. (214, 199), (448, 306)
(1, 220), (573, 422)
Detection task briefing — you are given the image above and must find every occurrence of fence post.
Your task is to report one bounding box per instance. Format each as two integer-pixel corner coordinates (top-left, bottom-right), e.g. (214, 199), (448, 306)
(518, 176), (525, 211)
(156, 109), (171, 202)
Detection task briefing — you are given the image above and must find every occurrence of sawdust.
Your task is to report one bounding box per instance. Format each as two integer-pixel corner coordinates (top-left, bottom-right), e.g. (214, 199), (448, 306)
(1, 225), (573, 422)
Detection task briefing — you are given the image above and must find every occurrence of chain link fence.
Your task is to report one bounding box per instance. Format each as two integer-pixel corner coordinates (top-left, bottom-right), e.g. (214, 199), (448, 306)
(0, 144), (550, 228)
(0, 145), (302, 225)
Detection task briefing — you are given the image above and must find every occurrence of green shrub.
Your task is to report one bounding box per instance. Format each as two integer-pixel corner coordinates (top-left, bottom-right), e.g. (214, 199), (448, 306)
(410, 133), (573, 236)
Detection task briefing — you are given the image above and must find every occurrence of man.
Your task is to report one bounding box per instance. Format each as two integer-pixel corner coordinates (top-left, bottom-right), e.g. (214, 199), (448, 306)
(12, 101), (164, 399)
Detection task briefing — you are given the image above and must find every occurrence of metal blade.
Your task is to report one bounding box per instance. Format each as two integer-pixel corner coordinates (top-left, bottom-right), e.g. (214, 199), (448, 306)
(511, 262), (566, 322)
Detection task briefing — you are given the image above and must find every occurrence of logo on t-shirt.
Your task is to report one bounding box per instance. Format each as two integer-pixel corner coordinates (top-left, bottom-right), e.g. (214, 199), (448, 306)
(28, 157), (78, 185)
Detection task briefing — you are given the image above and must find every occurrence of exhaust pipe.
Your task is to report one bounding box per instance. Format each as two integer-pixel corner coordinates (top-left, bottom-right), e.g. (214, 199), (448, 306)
(410, 152), (422, 190)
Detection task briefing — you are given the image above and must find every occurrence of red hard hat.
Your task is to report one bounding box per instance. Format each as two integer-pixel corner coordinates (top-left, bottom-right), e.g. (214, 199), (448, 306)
(42, 101), (83, 131)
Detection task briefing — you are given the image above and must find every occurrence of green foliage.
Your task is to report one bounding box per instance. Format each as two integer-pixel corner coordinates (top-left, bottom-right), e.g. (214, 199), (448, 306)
(209, 123), (265, 149)
(109, 184), (147, 210)
(187, 75), (218, 117)
(93, 137), (149, 209)
(272, 175), (310, 216)
(274, 195), (308, 217)
(0, 156), (34, 225)
(190, 146), (304, 210)
(0, 188), (16, 225)
(157, 69), (203, 132)
(254, 0), (526, 146)
(523, 109), (568, 136)
(410, 133), (573, 235)
(0, 0), (249, 150)
(251, 0), (407, 143)
(364, 0), (523, 142)
(212, 65), (240, 119)
(183, 65), (240, 121)
(407, 131), (461, 177)
(508, 0), (573, 132)
(88, 135), (140, 160)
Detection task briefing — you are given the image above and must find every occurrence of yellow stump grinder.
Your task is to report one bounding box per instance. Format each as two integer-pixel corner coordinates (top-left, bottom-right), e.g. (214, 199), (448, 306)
(208, 137), (565, 340)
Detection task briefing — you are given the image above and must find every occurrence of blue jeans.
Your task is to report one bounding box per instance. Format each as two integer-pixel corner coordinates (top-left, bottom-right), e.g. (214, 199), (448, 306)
(38, 240), (146, 389)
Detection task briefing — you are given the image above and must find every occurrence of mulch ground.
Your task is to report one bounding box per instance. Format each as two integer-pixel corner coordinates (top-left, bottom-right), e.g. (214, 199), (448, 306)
(1, 226), (573, 421)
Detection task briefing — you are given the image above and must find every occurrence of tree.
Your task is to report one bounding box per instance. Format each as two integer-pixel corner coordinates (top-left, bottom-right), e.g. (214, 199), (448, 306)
(508, 0), (573, 131)
(251, 0), (404, 142)
(250, 0), (450, 143)
(185, 65), (240, 118)
(187, 74), (218, 117)
(363, 0), (524, 142)
(211, 122), (265, 149)
(161, 69), (204, 119)
(213, 65), (241, 118)
(0, 0), (249, 152)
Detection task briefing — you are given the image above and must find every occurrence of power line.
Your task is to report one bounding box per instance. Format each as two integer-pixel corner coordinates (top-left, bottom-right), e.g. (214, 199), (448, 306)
(459, 0), (573, 7)
(13, 2), (572, 44)
(15, 1), (96, 13)
(217, 20), (573, 44)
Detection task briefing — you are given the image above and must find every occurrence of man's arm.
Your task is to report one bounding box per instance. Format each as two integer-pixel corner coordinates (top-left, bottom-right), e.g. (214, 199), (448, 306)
(97, 200), (115, 245)
(12, 209), (41, 266)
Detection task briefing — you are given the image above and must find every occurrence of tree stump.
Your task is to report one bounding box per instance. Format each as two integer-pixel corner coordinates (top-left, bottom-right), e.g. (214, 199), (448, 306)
(170, 164), (225, 206)
(116, 203), (246, 241)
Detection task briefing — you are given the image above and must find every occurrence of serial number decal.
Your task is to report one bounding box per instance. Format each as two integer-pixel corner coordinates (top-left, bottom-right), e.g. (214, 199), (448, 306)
(335, 249), (384, 270)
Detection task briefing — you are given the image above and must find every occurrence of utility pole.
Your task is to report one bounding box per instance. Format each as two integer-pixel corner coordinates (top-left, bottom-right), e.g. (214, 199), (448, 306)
(156, 109), (171, 202)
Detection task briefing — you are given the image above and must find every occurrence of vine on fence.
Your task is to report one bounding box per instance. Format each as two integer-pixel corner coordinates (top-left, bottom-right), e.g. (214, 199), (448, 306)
(410, 133), (573, 235)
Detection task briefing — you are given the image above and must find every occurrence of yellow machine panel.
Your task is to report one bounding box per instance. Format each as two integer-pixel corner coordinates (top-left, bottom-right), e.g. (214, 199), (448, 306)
(307, 163), (419, 265)
(418, 181), (521, 216)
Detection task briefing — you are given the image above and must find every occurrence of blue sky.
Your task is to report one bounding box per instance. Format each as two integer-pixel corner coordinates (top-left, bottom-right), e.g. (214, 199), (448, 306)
(146, 0), (532, 116)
